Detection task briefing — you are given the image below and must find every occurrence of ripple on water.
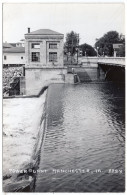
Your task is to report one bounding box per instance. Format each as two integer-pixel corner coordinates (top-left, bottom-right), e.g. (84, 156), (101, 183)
(35, 83), (125, 192)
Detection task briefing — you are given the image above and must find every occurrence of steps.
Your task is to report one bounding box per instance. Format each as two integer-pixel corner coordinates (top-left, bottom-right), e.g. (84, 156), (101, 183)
(77, 71), (92, 82)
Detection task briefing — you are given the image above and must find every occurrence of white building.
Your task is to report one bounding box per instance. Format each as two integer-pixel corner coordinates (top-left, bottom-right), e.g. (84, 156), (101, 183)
(3, 47), (25, 66)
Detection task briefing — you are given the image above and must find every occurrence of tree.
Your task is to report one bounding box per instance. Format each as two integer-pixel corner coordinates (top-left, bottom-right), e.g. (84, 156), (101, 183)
(95, 31), (125, 56)
(65, 31), (79, 55)
(79, 43), (97, 56)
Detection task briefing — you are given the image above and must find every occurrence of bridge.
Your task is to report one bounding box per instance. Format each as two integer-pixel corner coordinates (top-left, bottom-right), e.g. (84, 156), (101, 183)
(98, 57), (125, 67)
(97, 57), (125, 81)
(68, 57), (125, 82)
(78, 57), (125, 67)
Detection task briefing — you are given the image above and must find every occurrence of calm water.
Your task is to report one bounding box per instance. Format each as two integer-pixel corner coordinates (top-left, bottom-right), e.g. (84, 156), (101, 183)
(35, 83), (125, 192)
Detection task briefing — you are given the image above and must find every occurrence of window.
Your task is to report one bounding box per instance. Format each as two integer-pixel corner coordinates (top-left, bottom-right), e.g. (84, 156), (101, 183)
(49, 43), (57, 49)
(31, 43), (40, 49)
(31, 52), (40, 62)
(49, 52), (57, 62)
(4, 56), (6, 60)
(21, 56), (23, 59)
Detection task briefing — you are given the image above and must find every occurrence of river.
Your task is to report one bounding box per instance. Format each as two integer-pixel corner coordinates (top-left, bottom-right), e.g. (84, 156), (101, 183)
(35, 82), (125, 192)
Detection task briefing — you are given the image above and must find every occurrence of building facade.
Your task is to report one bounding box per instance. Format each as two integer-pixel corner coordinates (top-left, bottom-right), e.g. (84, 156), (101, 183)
(25, 29), (64, 67)
(3, 47), (25, 66)
(113, 43), (124, 57)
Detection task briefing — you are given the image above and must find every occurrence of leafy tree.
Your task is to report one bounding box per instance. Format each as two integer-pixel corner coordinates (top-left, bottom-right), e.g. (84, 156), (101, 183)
(65, 31), (79, 55)
(79, 43), (97, 56)
(95, 31), (125, 56)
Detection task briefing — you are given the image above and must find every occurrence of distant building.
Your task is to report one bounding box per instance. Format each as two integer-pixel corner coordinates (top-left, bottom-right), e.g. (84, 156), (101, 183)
(10, 41), (25, 48)
(25, 28), (64, 67)
(3, 47), (25, 66)
(113, 43), (124, 57)
(3, 40), (25, 48)
(3, 40), (25, 66)
(113, 43), (123, 50)
(3, 42), (13, 49)
(120, 34), (125, 40)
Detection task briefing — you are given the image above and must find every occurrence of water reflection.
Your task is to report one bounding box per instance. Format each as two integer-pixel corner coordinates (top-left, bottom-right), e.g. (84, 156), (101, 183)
(35, 83), (125, 192)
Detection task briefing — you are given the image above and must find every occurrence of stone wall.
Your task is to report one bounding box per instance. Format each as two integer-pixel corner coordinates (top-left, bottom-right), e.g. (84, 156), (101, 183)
(3, 66), (23, 94)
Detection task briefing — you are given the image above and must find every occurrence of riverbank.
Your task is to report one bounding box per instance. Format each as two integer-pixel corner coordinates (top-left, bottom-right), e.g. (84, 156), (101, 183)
(3, 89), (47, 192)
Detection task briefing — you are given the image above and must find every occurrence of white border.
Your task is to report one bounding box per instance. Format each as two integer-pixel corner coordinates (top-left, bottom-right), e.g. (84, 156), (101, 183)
(0, 1), (126, 195)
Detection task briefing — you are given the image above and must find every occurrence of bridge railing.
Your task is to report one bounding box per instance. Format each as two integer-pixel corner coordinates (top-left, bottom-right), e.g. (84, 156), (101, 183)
(78, 57), (125, 66)
(98, 57), (125, 66)
(78, 57), (98, 64)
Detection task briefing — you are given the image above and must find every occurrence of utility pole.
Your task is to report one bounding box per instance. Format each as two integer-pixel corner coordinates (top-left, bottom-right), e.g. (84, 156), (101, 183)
(71, 38), (73, 65)
(97, 47), (99, 57)
(77, 34), (79, 65)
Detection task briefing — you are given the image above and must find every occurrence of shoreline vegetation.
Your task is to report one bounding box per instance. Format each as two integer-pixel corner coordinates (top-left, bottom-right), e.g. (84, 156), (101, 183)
(3, 88), (48, 192)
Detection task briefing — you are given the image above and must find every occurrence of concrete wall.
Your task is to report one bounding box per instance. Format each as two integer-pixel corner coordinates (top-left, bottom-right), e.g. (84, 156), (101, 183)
(25, 68), (67, 95)
(24, 66), (105, 96)
(65, 74), (74, 83)
(74, 67), (105, 82)
(78, 57), (98, 65)
(3, 53), (25, 65)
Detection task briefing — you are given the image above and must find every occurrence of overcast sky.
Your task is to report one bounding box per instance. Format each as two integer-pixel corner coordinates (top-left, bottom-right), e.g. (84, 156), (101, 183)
(3, 3), (125, 46)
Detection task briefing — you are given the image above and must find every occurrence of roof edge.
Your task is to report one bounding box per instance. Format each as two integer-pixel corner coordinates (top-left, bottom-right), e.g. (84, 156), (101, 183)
(25, 33), (64, 36)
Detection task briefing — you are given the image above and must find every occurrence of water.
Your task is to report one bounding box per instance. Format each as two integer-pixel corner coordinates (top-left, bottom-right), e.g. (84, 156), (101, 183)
(35, 82), (125, 192)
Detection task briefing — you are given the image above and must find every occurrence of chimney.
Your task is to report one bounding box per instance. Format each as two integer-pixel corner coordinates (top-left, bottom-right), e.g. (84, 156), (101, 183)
(28, 27), (30, 33)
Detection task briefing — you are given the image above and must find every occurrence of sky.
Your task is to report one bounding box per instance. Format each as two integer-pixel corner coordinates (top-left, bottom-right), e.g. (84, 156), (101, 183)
(3, 3), (125, 47)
